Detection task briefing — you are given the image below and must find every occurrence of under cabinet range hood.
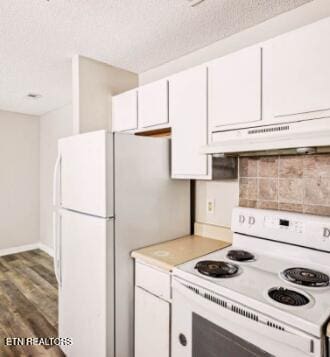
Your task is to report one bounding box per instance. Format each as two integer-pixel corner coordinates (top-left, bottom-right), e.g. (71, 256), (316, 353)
(202, 117), (330, 156)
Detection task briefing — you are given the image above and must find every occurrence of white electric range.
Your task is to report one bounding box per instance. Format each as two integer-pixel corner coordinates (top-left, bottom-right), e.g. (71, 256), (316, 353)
(172, 207), (330, 357)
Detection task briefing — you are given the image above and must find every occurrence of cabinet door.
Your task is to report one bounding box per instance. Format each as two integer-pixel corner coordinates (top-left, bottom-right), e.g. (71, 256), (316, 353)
(112, 89), (138, 132)
(170, 66), (211, 179)
(135, 287), (170, 357)
(270, 18), (330, 121)
(138, 80), (169, 128)
(208, 46), (262, 129)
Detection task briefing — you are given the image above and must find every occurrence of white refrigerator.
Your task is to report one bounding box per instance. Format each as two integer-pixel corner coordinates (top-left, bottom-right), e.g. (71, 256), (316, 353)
(53, 131), (190, 357)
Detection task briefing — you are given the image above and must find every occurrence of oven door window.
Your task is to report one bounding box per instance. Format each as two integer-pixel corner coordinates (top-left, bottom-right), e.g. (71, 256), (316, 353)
(192, 313), (274, 357)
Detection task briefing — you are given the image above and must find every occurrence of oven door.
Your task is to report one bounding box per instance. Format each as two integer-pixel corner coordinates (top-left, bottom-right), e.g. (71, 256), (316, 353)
(172, 277), (323, 357)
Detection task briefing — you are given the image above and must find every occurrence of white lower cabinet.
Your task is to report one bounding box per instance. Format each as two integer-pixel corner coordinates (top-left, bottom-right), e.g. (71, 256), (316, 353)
(135, 287), (170, 357)
(134, 261), (171, 357)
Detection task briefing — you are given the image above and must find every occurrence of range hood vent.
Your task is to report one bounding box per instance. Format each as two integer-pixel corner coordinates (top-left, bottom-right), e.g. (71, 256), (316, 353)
(202, 117), (330, 156)
(247, 125), (290, 135)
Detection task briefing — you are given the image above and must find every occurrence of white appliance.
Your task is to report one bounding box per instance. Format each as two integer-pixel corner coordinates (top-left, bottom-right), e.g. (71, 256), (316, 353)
(201, 117), (330, 155)
(53, 131), (190, 357)
(172, 207), (330, 357)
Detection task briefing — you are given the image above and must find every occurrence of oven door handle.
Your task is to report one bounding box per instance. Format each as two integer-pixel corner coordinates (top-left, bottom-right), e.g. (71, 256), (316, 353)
(173, 279), (315, 355)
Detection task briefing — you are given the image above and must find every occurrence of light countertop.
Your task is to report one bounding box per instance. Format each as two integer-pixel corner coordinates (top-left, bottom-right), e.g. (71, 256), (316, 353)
(131, 235), (231, 272)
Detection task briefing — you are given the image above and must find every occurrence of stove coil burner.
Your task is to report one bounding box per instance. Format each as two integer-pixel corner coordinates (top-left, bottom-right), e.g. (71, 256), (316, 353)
(226, 249), (255, 262)
(268, 287), (309, 306)
(282, 267), (329, 287)
(195, 260), (239, 278)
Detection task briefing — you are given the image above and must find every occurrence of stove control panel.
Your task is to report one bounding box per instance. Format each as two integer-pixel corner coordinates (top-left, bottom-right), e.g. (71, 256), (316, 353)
(232, 207), (330, 252)
(264, 217), (304, 234)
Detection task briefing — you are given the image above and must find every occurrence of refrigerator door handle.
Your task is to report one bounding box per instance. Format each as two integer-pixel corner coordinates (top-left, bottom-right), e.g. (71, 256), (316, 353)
(53, 154), (61, 207)
(58, 213), (62, 286)
(53, 212), (60, 284)
(53, 153), (62, 284)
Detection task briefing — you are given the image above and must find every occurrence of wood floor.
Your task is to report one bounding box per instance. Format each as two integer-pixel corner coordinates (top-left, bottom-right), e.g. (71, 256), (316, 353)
(0, 249), (64, 356)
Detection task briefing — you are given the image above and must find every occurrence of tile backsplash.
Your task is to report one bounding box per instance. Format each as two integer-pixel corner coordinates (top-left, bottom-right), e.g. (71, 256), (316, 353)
(239, 154), (330, 216)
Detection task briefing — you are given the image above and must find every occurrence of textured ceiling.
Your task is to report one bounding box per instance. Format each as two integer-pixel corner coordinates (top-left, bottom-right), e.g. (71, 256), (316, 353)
(0, 0), (312, 115)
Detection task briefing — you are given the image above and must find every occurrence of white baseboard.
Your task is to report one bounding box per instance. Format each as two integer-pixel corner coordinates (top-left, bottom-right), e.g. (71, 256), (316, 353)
(38, 243), (54, 257)
(0, 242), (54, 258)
(0, 243), (40, 257)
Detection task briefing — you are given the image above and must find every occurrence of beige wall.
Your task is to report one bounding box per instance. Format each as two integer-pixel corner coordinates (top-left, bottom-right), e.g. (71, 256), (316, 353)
(0, 110), (40, 250)
(139, 0), (330, 228)
(40, 104), (73, 250)
(72, 55), (138, 134)
(195, 180), (239, 228)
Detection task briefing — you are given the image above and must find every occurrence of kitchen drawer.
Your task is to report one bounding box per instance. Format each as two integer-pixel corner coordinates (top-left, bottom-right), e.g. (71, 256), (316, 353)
(135, 261), (171, 300)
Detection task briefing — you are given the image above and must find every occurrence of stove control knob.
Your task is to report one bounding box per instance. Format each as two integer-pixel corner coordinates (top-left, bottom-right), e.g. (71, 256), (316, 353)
(239, 215), (245, 224)
(249, 216), (256, 225)
(179, 333), (187, 347)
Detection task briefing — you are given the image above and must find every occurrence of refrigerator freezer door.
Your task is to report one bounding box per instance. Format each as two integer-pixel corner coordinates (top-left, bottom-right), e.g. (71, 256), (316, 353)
(59, 209), (114, 357)
(114, 133), (190, 357)
(59, 130), (113, 218)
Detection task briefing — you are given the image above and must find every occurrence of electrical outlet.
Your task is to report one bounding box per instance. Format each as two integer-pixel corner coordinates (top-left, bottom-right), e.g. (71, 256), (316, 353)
(207, 199), (215, 214)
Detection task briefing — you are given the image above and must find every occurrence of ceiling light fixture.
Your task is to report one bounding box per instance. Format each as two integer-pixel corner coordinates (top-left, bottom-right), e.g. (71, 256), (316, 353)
(26, 93), (42, 100)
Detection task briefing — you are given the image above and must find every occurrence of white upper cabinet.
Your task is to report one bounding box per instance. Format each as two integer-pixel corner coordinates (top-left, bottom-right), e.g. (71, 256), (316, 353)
(138, 79), (169, 129)
(112, 89), (138, 132)
(170, 65), (211, 179)
(267, 18), (330, 122)
(208, 46), (262, 130)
